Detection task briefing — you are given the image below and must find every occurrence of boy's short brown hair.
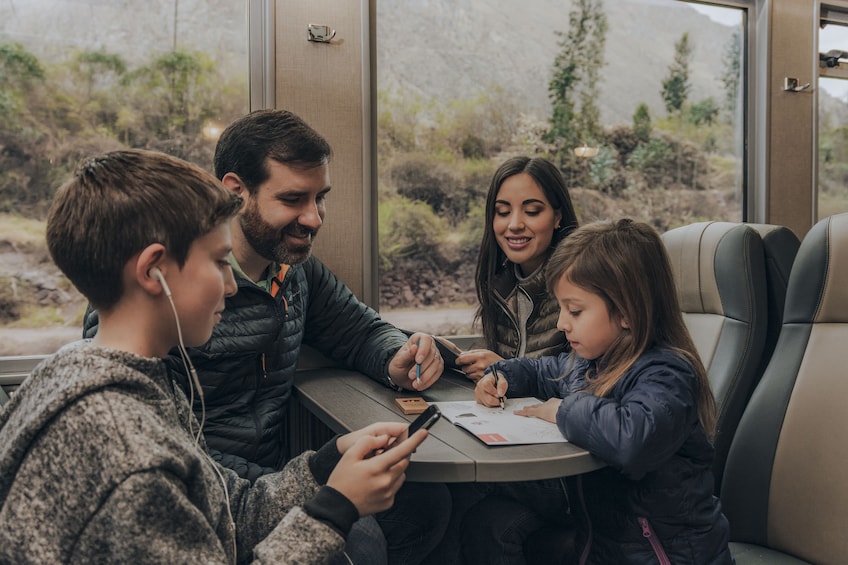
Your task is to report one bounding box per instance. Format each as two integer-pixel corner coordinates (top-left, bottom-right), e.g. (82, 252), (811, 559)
(46, 149), (242, 310)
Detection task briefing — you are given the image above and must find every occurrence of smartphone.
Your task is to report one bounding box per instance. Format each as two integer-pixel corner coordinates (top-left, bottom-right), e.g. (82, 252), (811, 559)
(408, 404), (441, 435)
(433, 336), (463, 370)
(382, 404), (441, 454)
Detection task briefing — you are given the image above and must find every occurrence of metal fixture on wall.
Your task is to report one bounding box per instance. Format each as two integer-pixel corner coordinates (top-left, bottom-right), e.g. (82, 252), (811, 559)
(783, 77), (811, 92)
(307, 24), (336, 43)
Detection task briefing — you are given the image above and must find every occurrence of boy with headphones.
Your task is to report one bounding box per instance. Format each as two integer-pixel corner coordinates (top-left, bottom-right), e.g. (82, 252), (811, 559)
(0, 149), (428, 563)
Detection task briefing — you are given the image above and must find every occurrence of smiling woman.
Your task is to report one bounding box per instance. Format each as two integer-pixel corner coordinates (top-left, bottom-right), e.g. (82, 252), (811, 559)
(493, 172), (563, 276)
(450, 156), (578, 383)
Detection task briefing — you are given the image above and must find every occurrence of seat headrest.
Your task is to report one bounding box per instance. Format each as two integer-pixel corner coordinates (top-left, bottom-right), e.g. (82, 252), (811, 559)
(784, 212), (848, 324)
(662, 221), (758, 317)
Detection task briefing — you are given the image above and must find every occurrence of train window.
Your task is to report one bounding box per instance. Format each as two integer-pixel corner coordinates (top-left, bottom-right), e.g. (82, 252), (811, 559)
(819, 4), (848, 220)
(0, 0), (249, 356)
(376, 0), (747, 337)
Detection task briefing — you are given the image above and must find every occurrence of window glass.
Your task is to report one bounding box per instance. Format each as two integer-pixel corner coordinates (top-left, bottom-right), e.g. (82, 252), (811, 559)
(818, 6), (848, 220)
(0, 0), (248, 356)
(376, 0), (746, 337)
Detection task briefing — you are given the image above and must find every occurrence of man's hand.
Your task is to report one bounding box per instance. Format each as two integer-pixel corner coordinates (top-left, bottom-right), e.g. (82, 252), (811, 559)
(327, 427), (428, 517)
(514, 398), (562, 423)
(387, 332), (444, 391)
(456, 349), (504, 382)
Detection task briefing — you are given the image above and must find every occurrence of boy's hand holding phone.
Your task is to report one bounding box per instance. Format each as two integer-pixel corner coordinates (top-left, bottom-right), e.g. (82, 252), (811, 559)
(329, 417), (436, 517)
(407, 404), (441, 436)
(336, 422), (409, 454)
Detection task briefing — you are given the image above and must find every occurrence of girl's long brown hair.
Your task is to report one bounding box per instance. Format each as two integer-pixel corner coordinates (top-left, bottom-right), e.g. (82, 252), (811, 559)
(546, 219), (717, 438)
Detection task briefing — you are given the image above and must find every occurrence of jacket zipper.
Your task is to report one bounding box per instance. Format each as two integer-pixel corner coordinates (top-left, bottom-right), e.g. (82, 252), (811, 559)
(577, 475), (593, 565)
(494, 294), (523, 355)
(235, 266), (291, 465)
(515, 286), (534, 357)
(637, 516), (671, 565)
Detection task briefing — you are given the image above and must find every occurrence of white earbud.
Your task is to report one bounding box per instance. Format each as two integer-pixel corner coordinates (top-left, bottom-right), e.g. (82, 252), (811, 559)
(149, 262), (232, 558)
(150, 267), (172, 297)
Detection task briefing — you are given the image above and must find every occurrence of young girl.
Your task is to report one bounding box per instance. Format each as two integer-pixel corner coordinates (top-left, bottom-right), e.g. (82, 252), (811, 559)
(456, 156), (579, 382)
(477, 219), (732, 564)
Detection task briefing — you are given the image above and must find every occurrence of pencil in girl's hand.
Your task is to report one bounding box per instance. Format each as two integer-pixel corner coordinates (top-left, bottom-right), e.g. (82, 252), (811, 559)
(492, 366), (505, 410)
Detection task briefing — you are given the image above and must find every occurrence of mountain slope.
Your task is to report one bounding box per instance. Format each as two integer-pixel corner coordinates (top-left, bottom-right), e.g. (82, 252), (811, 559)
(377, 0), (738, 126)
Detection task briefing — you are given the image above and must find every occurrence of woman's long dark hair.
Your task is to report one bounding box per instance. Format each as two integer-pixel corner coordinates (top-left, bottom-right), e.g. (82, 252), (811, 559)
(474, 156), (578, 350)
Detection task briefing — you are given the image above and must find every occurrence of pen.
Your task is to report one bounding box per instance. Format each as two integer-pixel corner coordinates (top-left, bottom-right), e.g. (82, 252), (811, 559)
(492, 366), (505, 410)
(415, 339), (421, 385)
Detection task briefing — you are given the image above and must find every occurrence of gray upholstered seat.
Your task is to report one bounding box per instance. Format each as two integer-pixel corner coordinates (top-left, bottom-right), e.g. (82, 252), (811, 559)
(745, 224), (801, 378)
(662, 222), (768, 492)
(722, 212), (848, 564)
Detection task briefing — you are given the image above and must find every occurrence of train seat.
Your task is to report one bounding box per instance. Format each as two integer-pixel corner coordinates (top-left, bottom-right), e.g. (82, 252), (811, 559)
(744, 224), (801, 381)
(722, 212), (848, 564)
(662, 221), (768, 492)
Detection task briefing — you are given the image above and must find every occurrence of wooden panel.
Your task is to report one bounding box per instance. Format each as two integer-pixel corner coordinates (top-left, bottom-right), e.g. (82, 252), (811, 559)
(275, 0), (367, 299)
(766, 0), (816, 237)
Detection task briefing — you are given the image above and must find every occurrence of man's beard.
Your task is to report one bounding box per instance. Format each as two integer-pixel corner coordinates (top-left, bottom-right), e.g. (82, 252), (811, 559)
(240, 199), (316, 265)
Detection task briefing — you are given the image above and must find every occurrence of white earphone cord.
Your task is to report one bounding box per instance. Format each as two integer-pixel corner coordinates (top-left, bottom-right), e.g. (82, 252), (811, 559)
(162, 285), (237, 563)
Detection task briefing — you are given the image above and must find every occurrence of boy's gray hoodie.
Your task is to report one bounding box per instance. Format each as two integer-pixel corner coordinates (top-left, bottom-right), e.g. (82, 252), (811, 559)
(0, 341), (344, 564)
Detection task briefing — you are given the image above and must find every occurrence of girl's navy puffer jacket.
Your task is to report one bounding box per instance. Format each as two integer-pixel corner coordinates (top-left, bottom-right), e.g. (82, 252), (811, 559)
(494, 347), (733, 565)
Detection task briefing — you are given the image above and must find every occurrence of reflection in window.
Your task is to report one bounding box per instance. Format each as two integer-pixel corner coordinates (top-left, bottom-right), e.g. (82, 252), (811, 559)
(819, 6), (848, 221)
(0, 0), (248, 355)
(376, 0), (746, 337)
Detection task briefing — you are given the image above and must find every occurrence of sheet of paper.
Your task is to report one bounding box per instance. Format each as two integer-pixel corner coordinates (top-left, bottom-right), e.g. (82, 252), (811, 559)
(432, 398), (569, 445)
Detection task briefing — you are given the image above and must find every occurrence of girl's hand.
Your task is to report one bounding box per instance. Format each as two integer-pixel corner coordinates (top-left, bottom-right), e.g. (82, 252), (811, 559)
(328, 428), (428, 517)
(474, 371), (508, 407)
(456, 349), (503, 382)
(515, 398), (562, 423)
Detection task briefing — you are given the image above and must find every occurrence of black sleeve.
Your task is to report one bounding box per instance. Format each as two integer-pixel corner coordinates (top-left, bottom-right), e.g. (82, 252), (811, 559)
(308, 435), (343, 485)
(303, 486), (360, 538)
(302, 257), (406, 382)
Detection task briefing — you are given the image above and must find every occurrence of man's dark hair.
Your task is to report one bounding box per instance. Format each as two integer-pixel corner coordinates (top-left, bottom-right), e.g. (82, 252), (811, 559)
(213, 109), (332, 193)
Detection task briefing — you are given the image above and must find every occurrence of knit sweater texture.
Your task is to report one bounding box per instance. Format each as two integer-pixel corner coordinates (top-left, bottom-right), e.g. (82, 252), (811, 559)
(0, 341), (345, 564)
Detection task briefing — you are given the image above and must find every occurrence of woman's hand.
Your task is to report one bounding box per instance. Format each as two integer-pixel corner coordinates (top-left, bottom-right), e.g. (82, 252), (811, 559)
(456, 349), (503, 382)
